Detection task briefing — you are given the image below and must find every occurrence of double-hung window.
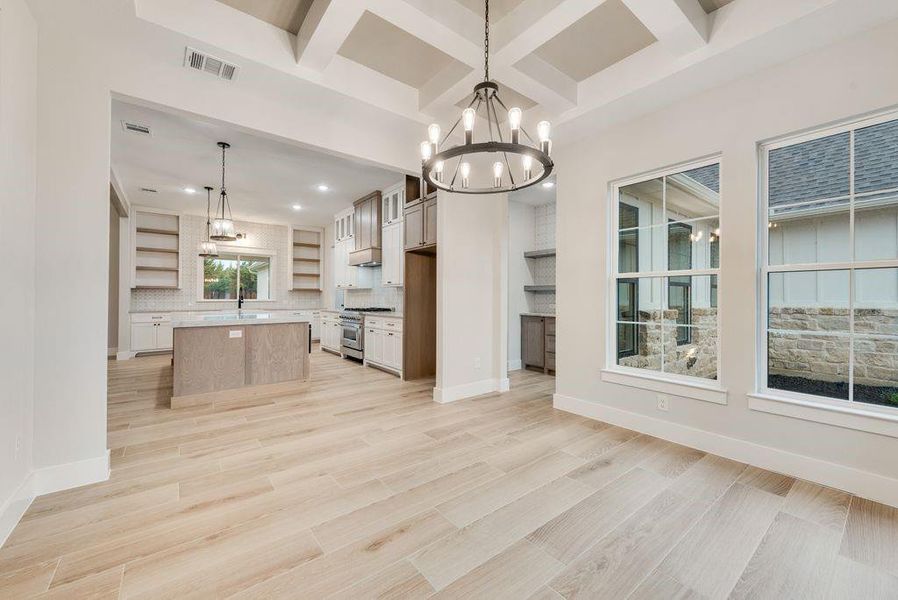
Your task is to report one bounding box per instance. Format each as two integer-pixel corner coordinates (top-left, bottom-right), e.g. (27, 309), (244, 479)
(761, 113), (898, 409)
(611, 160), (721, 381)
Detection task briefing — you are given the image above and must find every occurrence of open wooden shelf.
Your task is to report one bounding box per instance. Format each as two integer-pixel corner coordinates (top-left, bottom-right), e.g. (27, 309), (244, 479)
(293, 242), (321, 248)
(137, 246), (179, 254)
(292, 273), (320, 277)
(524, 285), (556, 293)
(135, 285), (178, 289)
(137, 227), (179, 236)
(136, 266), (179, 272)
(524, 249), (556, 259)
(293, 257), (320, 262)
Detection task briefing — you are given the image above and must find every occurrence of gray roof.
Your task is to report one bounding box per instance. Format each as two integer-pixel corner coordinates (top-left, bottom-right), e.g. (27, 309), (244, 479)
(768, 118), (898, 207)
(682, 164), (719, 193)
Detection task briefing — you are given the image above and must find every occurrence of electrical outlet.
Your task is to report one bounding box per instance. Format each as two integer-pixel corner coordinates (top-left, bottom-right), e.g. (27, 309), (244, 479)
(657, 394), (670, 412)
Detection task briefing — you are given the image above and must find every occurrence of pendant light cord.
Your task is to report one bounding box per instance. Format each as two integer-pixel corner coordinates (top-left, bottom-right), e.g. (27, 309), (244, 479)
(219, 143), (233, 221)
(483, 0), (490, 81)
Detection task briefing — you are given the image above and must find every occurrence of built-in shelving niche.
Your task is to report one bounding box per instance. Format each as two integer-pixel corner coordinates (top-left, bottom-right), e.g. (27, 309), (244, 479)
(134, 211), (180, 289)
(291, 228), (322, 291)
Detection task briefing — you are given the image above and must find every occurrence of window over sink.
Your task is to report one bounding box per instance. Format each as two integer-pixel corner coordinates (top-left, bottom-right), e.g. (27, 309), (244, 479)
(202, 253), (272, 301)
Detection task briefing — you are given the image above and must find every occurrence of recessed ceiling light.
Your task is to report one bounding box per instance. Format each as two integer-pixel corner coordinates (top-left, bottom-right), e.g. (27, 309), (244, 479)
(316, 184), (329, 192)
(542, 181), (555, 189)
(292, 204), (302, 211)
(184, 187), (197, 194)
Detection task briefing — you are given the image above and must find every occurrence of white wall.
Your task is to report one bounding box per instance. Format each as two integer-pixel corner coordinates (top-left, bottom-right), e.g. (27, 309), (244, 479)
(555, 18), (898, 505)
(436, 191), (508, 402)
(23, 0), (422, 486)
(0, 0), (37, 543)
(507, 201), (535, 370)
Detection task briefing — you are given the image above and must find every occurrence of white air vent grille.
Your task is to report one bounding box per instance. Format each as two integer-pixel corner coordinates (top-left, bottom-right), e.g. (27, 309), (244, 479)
(184, 47), (239, 81)
(122, 121), (151, 136)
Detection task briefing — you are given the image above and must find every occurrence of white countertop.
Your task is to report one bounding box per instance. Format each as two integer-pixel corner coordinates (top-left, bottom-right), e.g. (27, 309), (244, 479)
(131, 308), (323, 315)
(521, 312), (556, 318)
(172, 311), (313, 328)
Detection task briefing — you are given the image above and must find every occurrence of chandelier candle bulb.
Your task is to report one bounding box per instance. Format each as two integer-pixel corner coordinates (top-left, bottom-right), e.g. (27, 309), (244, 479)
(420, 141), (432, 161)
(537, 121), (552, 155)
(508, 107), (522, 144)
(522, 154), (533, 179)
(428, 123), (441, 147)
(434, 160), (444, 183)
(493, 161), (503, 187)
(460, 161), (471, 189)
(462, 108), (476, 144)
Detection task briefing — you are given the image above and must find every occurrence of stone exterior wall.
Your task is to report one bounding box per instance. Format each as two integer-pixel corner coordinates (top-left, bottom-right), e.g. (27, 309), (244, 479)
(768, 307), (898, 387)
(619, 308), (718, 379)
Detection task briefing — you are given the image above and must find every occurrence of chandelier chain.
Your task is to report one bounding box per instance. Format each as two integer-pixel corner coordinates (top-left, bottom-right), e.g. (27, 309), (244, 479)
(483, 0), (489, 81)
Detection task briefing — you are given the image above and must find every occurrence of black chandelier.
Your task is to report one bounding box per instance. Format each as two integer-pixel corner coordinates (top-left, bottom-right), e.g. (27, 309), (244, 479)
(420, 0), (553, 194)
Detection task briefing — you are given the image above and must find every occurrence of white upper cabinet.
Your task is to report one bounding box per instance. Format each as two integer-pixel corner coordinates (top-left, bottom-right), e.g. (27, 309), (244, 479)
(382, 221), (404, 287)
(382, 182), (405, 226)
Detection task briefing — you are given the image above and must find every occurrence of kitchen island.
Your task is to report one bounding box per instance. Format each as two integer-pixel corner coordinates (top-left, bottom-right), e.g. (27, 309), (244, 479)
(170, 311), (311, 409)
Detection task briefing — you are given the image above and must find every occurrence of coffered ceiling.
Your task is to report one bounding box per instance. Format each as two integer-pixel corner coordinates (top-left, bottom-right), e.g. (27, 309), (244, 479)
(138, 0), (896, 145)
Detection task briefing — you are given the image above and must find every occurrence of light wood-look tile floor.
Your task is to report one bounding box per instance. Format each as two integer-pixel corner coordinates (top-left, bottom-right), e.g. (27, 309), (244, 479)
(2, 347), (898, 599)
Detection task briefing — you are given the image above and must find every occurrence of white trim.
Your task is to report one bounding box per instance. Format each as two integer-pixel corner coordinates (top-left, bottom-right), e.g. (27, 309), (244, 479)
(433, 378), (506, 404)
(116, 351), (133, 361)
(107, 346), (117, 357)
(748, 392), (898, 439)
(0, 474), (34, 549)
(1, 452), (111, 549)
(507, 359), (523, 371)
(31, 451), (110, 497)
(601, 368), (728, 405)
(554, 393), (898, 508)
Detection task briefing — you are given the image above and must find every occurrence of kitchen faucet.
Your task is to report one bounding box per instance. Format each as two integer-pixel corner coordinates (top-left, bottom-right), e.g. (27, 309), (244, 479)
(238, 287), (245, 310)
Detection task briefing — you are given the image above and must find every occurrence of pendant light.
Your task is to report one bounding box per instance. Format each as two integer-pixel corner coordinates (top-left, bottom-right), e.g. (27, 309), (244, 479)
(419, 0), (553, 194)
(198, 185), (219, 257)
(210, 141), (237, 241)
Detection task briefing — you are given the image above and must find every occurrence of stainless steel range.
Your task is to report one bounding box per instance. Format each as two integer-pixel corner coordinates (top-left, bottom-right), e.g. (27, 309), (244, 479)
(340, 307), (394, 360)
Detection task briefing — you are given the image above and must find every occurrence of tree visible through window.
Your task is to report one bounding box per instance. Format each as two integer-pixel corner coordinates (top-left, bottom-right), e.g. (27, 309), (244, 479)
(203, 254), (271, 301)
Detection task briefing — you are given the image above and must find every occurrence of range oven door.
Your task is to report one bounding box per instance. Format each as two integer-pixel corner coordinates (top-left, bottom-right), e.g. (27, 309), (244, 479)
(341, 322), (363, 351)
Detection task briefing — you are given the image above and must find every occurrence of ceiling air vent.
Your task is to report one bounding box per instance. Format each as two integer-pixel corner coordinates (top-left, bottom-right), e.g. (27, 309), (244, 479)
(184, 47), (239, 81)
(122, 121), (151, 136)
(139, 187), (158, 194)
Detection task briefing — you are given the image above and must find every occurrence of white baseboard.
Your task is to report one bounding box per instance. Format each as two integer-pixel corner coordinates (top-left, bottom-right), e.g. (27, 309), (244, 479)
(434, 378), (506, 403)
(31, 451), (110, 497)
(0, 474), (34, 549)
(508, 359), (522, 372)
(554, 393), (898, 509)
(116, 350), (133, 361)
(498, 377), (510, 392)
(107, 346), (117, 357)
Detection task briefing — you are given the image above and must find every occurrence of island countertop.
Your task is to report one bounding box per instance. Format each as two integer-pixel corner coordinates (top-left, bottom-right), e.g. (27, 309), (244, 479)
(172, 311), (312, 328)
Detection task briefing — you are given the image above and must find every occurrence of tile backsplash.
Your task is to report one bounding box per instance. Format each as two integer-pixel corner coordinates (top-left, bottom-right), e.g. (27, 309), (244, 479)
(343, 266), (404, 311)
(131, 214), (322, 312)
(530, 202), (556, 314)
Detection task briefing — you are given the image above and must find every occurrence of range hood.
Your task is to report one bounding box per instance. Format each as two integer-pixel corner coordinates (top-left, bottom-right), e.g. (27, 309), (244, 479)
(349, 190), (383, 267)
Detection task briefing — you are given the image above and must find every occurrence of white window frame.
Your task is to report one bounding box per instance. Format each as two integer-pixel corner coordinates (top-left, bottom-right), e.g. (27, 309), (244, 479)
(197, 246), (277, 303)
(754, 108), (898, 436)
(603, 155), (726, 405)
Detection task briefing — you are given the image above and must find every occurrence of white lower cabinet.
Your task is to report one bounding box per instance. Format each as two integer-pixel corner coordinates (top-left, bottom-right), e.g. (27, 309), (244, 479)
(130, 313), (173, 352)
(320, 314), (342, 353)
(291, 310), (321, 340)
(363, 317), (402, 375)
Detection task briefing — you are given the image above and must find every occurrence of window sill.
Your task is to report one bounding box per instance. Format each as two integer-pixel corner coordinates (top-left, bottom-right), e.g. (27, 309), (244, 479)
(601, 368), (728, 405)
(748, 392), (898, 439)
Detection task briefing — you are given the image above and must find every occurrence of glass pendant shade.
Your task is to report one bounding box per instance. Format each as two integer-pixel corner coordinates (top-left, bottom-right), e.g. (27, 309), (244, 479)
(199, 240), (218, 257)
(210, 217), (236, 241)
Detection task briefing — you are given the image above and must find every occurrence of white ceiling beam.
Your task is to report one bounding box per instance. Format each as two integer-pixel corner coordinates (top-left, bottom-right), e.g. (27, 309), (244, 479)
(419, 62), (476, 114)
(509, 55), (578, 107)
(621, 0), (709, 55)
(295, 0), (366, 71)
